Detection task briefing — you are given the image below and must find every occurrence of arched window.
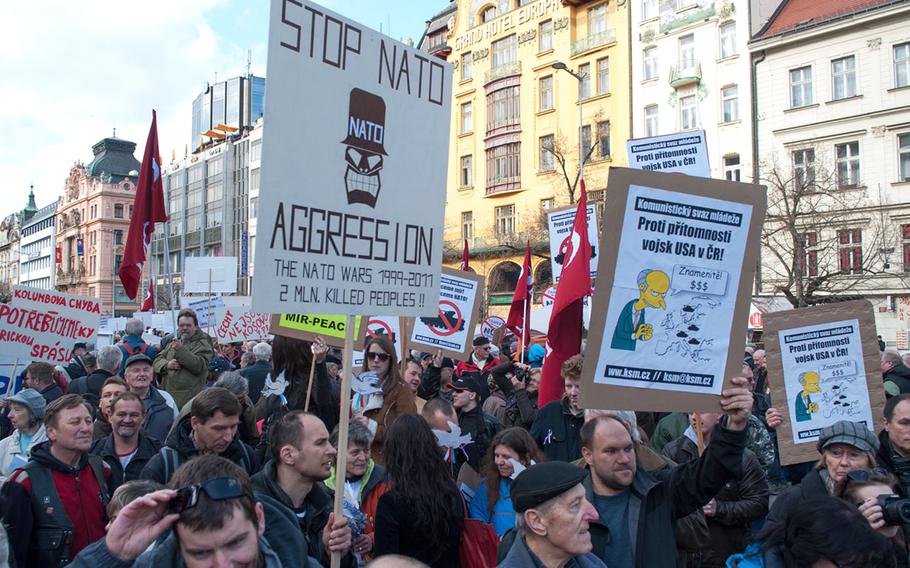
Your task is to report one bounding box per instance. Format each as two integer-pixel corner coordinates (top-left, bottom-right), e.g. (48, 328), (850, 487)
(480, 6), (497, 23)
(488, 261), (521, 305)
(533, 260), (552, 302)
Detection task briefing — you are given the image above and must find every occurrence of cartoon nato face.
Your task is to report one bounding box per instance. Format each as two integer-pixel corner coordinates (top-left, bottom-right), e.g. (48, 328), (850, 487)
(638, 269), (670, 310)
(342, 88), (388, 208)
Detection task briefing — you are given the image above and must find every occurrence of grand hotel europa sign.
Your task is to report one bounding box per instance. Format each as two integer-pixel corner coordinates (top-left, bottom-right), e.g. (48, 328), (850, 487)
(452, 0), (561, 51)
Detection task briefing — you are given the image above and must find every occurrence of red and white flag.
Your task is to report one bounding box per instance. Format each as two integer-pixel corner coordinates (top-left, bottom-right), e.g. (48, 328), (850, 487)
(460, 239), (470, 271)
(505, 240), (532, 349)
(141, 280), (155, 312)
(538, 182), (592, 406)
(119, 111), (168, 300)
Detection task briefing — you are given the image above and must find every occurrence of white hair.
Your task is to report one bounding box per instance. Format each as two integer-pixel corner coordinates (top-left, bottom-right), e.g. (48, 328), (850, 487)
(124, 318), (144, 337)
(252, 342), (272, 362)
(97, 345), (123, 373)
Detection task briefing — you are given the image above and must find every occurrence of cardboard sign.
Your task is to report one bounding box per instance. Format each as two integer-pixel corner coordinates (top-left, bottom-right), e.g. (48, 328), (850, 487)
(182, 296), (225, 329)
(353, 316), (404, 368)
(581, 167), (766, 413)
(214, 307), (272, 344)
(409, 268), (484, 359)
(547, 204), (599, 283)
(252, 0), (452, 317)
(270, 313), (368, 348)
(764, 300), (885, 465)
(184, 257), (238, 294)
(0, 287), (102, 365)
(626, 131), (710, 177)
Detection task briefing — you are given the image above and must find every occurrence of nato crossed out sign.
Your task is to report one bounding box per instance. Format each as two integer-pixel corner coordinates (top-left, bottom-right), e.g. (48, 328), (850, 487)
(481, 316), (505, 340)
(367, 319), (395, 343)
(426, 300), (463, 337)
(542, 286), (557, 308)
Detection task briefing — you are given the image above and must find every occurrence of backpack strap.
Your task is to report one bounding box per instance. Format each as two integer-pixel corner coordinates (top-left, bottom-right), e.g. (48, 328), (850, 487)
(21, 462), (73, 530)
(86, 455), (110, 507)
(161, 447), (181, 483)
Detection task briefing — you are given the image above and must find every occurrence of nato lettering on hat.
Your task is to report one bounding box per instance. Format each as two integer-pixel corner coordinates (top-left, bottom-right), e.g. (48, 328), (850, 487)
(511, 462), (589, 513)
(342, 88), (388, 208)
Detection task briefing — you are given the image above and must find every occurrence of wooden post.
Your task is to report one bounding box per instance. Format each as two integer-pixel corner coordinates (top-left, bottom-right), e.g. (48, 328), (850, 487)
(694, 413), (706, 456)
(304, 347), (317, 412)
(331, 315), (356, 568)
(399, 317), (411, 375)
(207, 268), (213, 336)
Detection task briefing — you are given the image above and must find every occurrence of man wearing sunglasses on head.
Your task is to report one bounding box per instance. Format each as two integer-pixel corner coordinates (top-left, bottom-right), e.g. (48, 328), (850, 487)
(70, 455), (312, 568)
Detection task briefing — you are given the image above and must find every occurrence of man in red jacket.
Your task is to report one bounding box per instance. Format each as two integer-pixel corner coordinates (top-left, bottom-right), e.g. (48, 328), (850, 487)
(2, 394), (111, 567)
(454, 336), (500, 402)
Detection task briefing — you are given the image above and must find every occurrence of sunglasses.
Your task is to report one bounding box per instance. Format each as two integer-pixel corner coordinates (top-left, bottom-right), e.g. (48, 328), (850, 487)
(367, 352), (390, 362)
(167, 477), (244, 515)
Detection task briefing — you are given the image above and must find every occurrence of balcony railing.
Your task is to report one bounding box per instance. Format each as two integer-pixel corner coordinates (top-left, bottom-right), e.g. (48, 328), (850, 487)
(570, 28), (617, 56)
(484, 60), (522, 84)
(669, 59), (702, 88)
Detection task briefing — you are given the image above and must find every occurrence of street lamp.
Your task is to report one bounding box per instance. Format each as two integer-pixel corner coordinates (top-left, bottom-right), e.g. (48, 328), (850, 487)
(552, 61), (588, 190)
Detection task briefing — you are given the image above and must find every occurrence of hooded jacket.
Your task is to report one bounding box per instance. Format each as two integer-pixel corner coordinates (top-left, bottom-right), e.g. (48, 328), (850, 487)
(0, 424), (47, 483)
(139, 413), (259, 484)
(90, 431), (162, 492)
(1, 441), (111, 567)
(324, 460), (389, 534)
(529, 398), (585, 463)
(152, 328), (214, 408)
(885, 364), (910, 397)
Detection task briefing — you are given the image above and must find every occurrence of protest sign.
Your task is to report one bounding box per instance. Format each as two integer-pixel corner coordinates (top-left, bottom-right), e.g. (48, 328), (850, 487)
(0, 357), (27, 397)
(184, 257), (238, 294)
(481, 316), (505, 341)
(252, 0), (452, 318)
(547, 204), (599, 283)
(214, 307), (272, 344)
(182, 296), (225, 330)
(626, 131), (710, 177)
(764, 300), (885, 465)
(353, 316), (404, 367)
(409, 268), (484, 359)
(270, 313), (368, 349)
(0, 287), (102, 365)
(581, 167), (765, 413)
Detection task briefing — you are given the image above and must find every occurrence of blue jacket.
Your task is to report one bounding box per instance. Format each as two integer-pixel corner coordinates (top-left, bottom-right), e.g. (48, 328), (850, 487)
(611, 299), (642, 351)
(726, 542), (786, 568)
(470, 478), (516, 537)
(498, 534), (607, 568)
(118, 336), (158, 376)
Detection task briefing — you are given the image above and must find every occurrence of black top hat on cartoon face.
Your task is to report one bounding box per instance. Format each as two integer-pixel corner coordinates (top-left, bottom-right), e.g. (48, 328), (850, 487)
(341, 89), (388, 156)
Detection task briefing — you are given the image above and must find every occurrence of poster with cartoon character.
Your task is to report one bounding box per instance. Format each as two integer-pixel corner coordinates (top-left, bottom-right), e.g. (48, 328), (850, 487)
(581, 168), (766, 413)
(764, 301), (886, 465)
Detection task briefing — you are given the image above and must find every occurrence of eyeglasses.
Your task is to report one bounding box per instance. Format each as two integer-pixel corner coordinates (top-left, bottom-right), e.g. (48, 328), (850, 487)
(166, 477), (244, 515)
(367, 352), (390, 362)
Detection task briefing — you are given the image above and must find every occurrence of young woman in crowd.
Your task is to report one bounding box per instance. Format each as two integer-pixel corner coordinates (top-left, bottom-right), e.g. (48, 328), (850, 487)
(469, 427), (543, 537)
(374, 414), (464, 567)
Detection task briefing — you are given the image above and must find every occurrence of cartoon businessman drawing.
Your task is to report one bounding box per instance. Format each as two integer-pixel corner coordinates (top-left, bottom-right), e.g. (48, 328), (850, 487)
(611, 269), (670, 351)
(795, 371), (821, 422)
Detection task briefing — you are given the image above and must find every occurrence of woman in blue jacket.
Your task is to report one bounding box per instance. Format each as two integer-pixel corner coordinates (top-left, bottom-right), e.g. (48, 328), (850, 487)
(469, 427), (543, 537)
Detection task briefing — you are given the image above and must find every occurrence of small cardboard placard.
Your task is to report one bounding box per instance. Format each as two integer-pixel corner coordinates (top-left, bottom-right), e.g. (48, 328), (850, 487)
(547, 203), (599, 283)
(408, 268), (485, 360)
(764, 300), (885, 466)
(270, 313), (369, 348)
(580, 167), (766, 413)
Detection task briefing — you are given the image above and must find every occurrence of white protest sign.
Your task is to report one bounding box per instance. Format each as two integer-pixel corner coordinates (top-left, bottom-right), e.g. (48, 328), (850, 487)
(214, 307), (272, 344)
(480, 316), (505, 341)
(626, 131), (710, 177)
(541, 286), (557, 308)
(252, 0), (452, 317)
(409, 269), (484, 359)
(184, 257), (238, 294)
(0, 358), (28, 397)
(182, 296), (226, 329)
(353, 316), (403, 367)
(547, 204), (599, 283)
(0, 287), (102, 365)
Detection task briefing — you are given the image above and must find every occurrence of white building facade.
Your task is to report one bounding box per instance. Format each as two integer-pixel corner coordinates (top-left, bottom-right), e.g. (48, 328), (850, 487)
(19, 201), (57, 290)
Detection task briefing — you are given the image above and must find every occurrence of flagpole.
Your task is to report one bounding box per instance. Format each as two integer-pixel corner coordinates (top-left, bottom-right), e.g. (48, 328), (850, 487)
(162, 223), (177, 333)
(521, 295), (528, 365)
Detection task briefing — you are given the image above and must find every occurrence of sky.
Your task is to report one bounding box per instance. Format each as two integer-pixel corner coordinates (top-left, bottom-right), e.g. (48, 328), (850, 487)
(0, 0), (448, 213)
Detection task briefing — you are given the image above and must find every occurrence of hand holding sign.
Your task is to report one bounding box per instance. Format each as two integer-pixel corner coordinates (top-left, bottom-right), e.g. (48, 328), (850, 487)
(720, 376), (755, 431)
(313, 336), (328, 364)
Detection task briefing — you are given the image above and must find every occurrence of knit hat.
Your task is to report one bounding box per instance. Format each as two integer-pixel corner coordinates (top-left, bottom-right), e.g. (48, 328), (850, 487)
(8, 388), (47, 421)
(816, 420), (879, 455)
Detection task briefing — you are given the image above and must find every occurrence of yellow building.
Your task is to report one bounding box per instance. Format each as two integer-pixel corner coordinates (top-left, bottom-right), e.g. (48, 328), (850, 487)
(420, 0), (630, 317)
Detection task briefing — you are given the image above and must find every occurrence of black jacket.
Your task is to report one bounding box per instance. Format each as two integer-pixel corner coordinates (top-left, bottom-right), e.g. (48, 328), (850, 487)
(38, 382), (64, 405)
(139, 413), (260, 484)
(885, 364), (910, 396)
(766, 467), (827, 532)
(251, 460), (354, 568)
(67, 369), (113, 414)
(487, 361), (539, 430)
(140, 386), (175, 444)
(878, 430), (910, 495)
(374, 490), (464, 567)
(457, 405), (501, 471)
(417, 365), (454, 403)
(90, 431), (162, 492)
(663, 432), (769, 567)
(65, 357), (89, 381)
(240, 360), (272, 404)
(530, 398), (584, 463)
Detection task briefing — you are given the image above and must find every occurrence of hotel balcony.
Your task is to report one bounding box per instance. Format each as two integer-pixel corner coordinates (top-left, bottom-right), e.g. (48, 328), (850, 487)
(669, 59), (702, 88)
(570, 28), (617, 57)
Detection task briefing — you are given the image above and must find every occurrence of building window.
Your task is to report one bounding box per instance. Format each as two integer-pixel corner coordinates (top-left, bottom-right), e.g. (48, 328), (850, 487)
(460, 101), (472, 134)
(838, 228), (862, 274)
(540, 198), (554, 210)
(799, 232), (819, 277)
(460, 155), (473, 187)
(789, 66), (813, 108)
(539, 20), (553, 52)
(114, 230), (123, 245)
(642, 0), (657, 20)
(481, 6), (497, 22)
(719, 22), (736, 59)
(588, 189), (606, 222)
(724, 155), (741, 181)
(677, 0), (697, 8)
(462, 211), (474, 241)
(539, 76), (554, 111)
(792, 148), (816, 188)
(487, 85), (520, 132)
(835, 141), (860, 188)
(894, 42), (910, 88)
(495, 205), (516, 237)
(679, 95), (697, 130)
(721, 85), (739, 122)
(579, 63), (591, 99)
(497, 0), (510, 13)
(902, 225), (910, 272)
(588, 3), (607, 37)
(597, 57), (610, 95)
(114, 204), (124, 218)
(831, 56), (856, 100)
(580, 125), (592, 162)
(900, 134), (910, 182)
(645, 105), (659, 137)
(540, 135), (555, 172)
(461, 52), (473, 81)
(491, 35), (517, 69)
(643, 46), (658, 80)
(597, 121), (611, 159)
(251, 139), (262, 162)
(487, 143), (521, 188)
(679, 34), (695, 68)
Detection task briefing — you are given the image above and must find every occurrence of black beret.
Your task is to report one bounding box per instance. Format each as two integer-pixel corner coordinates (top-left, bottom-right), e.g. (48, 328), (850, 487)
(511, 462), (588, 513)
(473, 336), (491, 347)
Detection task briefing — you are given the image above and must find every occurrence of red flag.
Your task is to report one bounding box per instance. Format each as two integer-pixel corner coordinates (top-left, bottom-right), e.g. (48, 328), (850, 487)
(460, 239), (470, 271)
(538, 181), (592, 406)
(119, 111), (168, 300)
(505, 240), (532, 347)
(141, 280), (155, 312)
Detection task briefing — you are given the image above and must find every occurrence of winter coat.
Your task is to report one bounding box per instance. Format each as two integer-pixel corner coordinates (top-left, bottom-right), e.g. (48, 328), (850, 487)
(90, 431), (162, 492)
(417, 365), (454, 403)
(498, 534), (607, 568)
(1, 441), (111, 567)
(139, 386), (175, 444)
(505, 388), (539, 430)
(885, 364), (910, 397)
(240, 360), (272, 405)
(139, 413), (260, 484)
(67, 368), (114, 412)
(117, 336), (158, 375)
(364, 380), (417, 466)
(254, 361), (340, 438)
(877, 430), (910, 496)
(37, 382), (64, 405)
(152, 328), (214, 408)
(651, 412), (690, 453)
(663, 429), (770, 567)
(457, 405), (502, 471)
(469, 477), (515, 537)
(765, 468), (828, 533)
(65, 356), (89, 381)
(529, 398), (584, 463)
(68, 533), (286, 568)
(374, 490), (464, 568)
(487, 361), (539, 429)
(0, 425), (47, 484)
(324, 460), (389, 538)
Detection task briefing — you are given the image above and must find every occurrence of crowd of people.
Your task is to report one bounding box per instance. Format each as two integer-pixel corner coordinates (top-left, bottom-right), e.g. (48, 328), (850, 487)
(0, 307), (907, 567)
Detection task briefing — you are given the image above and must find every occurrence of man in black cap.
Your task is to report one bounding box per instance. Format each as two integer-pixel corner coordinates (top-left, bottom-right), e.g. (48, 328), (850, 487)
(65, 342), (91, 380)
(499, 462), (606, 568)
(455, 336), (500, 383)
(448, 374), (502, 473)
